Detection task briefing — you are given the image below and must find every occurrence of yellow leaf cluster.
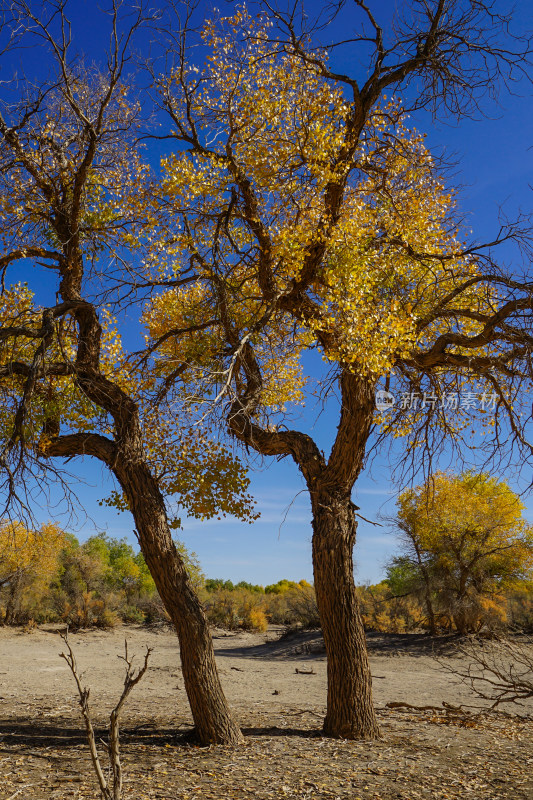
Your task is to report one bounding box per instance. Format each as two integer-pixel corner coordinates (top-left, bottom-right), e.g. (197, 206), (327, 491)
(0, 520), (66, 582)
(398, 472), (533, 589)
(143, 12), (500, 423)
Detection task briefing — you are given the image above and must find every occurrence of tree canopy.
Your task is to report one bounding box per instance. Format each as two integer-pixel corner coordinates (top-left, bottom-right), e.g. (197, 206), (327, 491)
(0, 519), (66, 623)
(137, 5), (533, 739)
(143, 9), (533, 475)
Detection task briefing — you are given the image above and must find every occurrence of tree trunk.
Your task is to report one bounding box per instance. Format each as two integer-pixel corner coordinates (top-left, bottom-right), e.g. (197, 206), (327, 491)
(227, 369), (379, 739)
(453, 597), (470, 635)
(311, 490), (380, 740)
(423, 580), (438, 636)
(453, 572), (470, 635)
(453, 608), (469, 635)
(5, 572), (22, 626)
(114, 460), (243, 746)
(46, 423), (242, 744)
(415, 552), (437, 636)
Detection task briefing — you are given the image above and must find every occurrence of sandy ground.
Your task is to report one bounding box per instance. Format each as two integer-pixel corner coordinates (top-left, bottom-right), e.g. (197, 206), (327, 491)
(0, 624), (532, 799)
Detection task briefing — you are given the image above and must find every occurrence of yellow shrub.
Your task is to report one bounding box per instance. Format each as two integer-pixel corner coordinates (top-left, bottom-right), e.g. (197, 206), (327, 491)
(243, 607), (268, 632)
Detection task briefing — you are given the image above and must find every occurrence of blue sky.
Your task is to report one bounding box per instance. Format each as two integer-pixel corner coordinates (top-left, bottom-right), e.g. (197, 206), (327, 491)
(3, 0), (533, 584)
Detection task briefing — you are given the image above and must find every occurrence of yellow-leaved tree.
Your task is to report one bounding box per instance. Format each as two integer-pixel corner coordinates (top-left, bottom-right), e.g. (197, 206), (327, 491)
(0, 2), (255, 746)
(0, 521), (66, 624)
(142, 7), (533, 739)
(391, 472), (533, 635)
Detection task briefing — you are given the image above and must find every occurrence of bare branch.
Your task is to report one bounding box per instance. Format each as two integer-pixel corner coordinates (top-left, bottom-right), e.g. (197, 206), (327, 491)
(439, 635), (533, 712)
(60, 632), (153, 800)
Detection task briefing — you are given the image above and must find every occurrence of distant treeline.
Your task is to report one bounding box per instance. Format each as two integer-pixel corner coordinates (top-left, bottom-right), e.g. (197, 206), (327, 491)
(1, 522), (532, 633)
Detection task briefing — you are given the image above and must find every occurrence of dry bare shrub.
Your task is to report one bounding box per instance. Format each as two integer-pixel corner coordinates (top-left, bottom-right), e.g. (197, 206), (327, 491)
(441, 635), (533, 713)
(58, 591), (120, 630)
(507, 588), (533, 633)
(61, 633), (152, 800)
(203, 590), (241, 629)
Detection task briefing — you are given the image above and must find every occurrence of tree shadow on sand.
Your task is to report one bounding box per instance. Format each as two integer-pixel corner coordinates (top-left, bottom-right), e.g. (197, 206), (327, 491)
(0, 718), (325, 750)
(213, 629), (460, 660)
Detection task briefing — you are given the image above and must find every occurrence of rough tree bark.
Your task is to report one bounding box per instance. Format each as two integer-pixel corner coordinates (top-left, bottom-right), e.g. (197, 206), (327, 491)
(311, 489), (380, 738)
(46, 422), (243, 746)
(114, 459), (243, 745)
(229, 366), (380, 739)
(306, 374), (380, 738)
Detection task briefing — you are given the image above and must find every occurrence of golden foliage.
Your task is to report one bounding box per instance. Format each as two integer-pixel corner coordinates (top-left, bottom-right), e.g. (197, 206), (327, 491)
(143, 11), (503, 434)
(0, 520), (66, 624)
(395, 472), (533, 632)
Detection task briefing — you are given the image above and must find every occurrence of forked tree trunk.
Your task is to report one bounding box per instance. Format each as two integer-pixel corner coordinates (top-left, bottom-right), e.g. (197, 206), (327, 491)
(47, 429), (242, 745)
(114, 460), (243, 746)
(228, 370), (379, 739)
(311, 489), (380, 739)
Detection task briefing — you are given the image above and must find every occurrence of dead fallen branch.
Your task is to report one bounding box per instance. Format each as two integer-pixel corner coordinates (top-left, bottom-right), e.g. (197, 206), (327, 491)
(386, 701), (465, 715)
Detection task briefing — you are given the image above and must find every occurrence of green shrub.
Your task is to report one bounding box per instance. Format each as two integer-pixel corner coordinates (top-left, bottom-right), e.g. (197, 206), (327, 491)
(121, 605), (147, 625)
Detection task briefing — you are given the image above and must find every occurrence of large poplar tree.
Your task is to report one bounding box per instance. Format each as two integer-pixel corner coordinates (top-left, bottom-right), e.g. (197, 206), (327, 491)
(0, 0), (249, 745)
(144, 2), (533, 739)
